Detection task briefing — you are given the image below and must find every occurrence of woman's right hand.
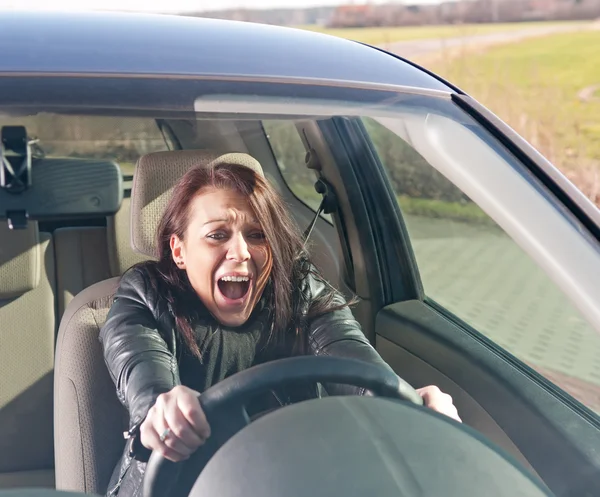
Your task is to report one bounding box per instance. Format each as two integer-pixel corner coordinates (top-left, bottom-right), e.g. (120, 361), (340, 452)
(140, 385), (211, 462)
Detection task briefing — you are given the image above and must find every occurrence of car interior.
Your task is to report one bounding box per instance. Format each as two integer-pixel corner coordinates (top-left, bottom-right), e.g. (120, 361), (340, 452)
(0, 116), (344, 493)
(1, 107), (600, 497)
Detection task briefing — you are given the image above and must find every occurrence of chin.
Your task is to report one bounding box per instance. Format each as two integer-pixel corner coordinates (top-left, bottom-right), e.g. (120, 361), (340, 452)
(217, 312), (250, 328)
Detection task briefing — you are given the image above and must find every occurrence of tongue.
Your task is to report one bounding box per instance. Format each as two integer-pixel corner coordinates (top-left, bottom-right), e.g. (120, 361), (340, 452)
(219, 281), (248, 300)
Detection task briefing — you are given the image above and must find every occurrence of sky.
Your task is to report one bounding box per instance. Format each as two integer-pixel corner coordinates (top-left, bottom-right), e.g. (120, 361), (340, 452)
(0, 0), (407, 14)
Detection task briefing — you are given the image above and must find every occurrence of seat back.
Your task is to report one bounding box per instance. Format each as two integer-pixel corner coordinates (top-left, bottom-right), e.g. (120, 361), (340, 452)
(54, 277), (127, 493)
(54, 151), (264, 494)
(54, 227), (112, 317)
(0, 222), (56, 489)
(53, 200), (148, 491)
(55, 197), (149, 318)
(106, 196), (150, 277)
(52, 182), (150, 492)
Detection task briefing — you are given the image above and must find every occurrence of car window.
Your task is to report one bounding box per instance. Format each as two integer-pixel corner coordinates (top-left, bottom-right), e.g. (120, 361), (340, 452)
(362, 116), (600, 413)
(0, 113), (169, 176)
(263, 120), (331, 223)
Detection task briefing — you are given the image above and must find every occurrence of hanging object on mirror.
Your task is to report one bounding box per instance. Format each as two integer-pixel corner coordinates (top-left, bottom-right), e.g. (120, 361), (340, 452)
(1, 125), (32, 195)
(1, 126), (32, 229)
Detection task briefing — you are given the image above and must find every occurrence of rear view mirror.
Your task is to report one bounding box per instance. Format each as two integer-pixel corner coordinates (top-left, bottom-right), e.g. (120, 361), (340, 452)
(1, 135), (123, 228)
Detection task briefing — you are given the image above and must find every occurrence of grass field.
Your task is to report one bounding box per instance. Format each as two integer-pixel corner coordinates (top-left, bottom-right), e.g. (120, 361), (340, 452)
(299, 21), (584, 46)
(288, 182), (495, 226)
(299, 22), (600, 206)
(424, 29), (600, 205)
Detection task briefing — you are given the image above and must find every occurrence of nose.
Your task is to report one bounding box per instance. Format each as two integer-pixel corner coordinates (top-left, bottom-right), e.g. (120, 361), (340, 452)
(226, 232), (251, 262)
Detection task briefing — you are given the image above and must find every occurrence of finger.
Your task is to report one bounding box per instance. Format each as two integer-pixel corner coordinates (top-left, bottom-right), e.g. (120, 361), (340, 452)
(151, 413), (196, 457)
(149, 399), (196, 456)
(416, 385), (440, 395)
(436, 404), (461, 422)
(162, 398), (205, 451)
(416, 385), (440, 400)
(445, 410), (462, 423)
(418, 391), (431, 405)
(141, 421), (190, 461)
(160, 447), (190, 463)
(178, 394), (211, 440)
(428, 400), (462, 423)
(151, 431), (190, 463)
(418, 387), (454, 411)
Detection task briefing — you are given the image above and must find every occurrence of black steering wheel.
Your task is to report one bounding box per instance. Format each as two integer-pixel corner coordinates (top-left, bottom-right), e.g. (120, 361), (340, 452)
(143, 356), (422, 497)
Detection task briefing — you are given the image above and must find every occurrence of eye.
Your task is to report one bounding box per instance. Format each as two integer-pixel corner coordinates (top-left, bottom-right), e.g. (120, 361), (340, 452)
(207, 231), (228, 241)
(248, 230), (266, 241)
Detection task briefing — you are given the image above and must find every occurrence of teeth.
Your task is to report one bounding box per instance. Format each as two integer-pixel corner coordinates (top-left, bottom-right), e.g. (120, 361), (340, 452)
(220, 276), (249, 282)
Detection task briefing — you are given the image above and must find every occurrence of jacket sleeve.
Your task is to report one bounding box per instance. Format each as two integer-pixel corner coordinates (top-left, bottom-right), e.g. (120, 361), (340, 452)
(99, 267), (181, 438)
(305, 270), (396, 396)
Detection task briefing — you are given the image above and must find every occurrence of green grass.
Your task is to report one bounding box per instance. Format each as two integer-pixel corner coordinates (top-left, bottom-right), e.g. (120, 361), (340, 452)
(425, 29), (600, 204)
(298, 21), (584, 46)
(289, 181), (496, 226)
(397, 196), (496, 226)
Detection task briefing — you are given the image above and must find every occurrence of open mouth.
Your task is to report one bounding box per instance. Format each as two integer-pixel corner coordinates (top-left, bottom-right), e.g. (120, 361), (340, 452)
(217, 275), (251, 302)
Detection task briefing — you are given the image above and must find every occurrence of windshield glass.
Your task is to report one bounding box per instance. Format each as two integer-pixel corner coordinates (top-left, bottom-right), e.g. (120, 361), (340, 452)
(2, 82), (600, 415)
(4, 79), (600, 497)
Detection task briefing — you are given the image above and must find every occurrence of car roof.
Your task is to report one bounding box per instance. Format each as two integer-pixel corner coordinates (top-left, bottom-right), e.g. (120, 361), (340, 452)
(0, 10), (452, 92)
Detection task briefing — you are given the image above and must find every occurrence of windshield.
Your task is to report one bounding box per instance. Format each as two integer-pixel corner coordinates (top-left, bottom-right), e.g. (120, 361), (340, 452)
(2, 80), (600, 495)
(4, 80), (598, 335)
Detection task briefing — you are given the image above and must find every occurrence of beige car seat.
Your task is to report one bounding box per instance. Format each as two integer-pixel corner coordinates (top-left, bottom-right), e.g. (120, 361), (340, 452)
(54, 196), (150, 318)
(0, 222), (56, 489)
(53, 151), (264, 494)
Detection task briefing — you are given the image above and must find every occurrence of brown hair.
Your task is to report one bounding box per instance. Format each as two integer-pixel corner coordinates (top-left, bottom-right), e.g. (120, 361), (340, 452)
(140, 162), (346, 358)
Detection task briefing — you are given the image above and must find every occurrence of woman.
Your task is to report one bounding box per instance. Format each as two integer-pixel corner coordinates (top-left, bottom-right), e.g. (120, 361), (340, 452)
(100, 160), (460, 497)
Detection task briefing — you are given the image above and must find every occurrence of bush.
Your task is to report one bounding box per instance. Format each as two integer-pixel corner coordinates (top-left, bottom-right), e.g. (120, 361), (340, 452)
(363, 118), (470, 203)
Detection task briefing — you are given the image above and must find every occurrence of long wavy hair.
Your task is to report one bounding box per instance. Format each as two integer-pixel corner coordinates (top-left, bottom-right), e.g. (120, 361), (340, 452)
(139, 162), (348, 359)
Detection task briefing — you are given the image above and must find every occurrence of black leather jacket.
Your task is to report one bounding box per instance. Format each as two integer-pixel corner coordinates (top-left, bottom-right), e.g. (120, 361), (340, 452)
(99, 264), (395, 497)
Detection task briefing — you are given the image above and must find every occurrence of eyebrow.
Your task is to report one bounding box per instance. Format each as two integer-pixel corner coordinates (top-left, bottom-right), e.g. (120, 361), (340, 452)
(203, 217), (260, 226)
(203, 218), (228, 226)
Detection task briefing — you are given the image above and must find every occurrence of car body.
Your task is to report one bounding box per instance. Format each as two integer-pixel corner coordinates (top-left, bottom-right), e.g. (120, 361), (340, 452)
(0, 9), (599, 497)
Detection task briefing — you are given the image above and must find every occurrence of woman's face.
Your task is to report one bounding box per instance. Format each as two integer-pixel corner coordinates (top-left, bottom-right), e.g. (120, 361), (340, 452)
(170, 187), (272, 328)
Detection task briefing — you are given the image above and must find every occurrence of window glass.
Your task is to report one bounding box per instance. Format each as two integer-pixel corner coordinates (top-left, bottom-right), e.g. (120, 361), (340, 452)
(363, 116), (600, 413)
(0, 113), (168, 176)
(263, 120), (331, 222)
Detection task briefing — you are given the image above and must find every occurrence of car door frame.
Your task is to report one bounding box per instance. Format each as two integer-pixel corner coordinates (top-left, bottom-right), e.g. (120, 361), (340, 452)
(310, 109), (600, 497)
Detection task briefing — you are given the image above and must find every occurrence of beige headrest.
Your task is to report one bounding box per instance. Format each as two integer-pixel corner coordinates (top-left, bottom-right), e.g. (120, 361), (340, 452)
(0, 222), (41, 299)
(130, 150), (265, 258)
(106, 197), (149, 277)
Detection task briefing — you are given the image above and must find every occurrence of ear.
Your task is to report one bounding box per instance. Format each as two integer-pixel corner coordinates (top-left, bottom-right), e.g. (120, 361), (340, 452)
(170, 234), (186, 269)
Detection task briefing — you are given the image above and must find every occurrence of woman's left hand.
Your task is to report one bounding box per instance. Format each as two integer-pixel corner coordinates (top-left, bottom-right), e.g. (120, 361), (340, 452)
(416, 385), (462, 423)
